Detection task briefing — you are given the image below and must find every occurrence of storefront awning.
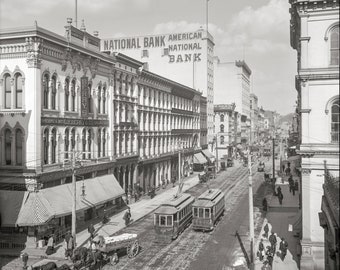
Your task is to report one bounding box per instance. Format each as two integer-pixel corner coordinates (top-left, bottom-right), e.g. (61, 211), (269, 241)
(202, 149), (215, 162)
(194, 153), (208, 165)
(0, 190), (28, 227)
(16, 174), (124, 227)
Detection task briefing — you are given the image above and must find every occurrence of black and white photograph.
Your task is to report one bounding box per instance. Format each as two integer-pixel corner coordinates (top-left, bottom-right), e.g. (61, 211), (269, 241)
(0, 0), (339, 269)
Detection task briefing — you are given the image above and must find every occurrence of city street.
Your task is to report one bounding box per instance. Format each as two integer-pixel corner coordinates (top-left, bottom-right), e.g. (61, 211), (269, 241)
(99, 159), (270, 270)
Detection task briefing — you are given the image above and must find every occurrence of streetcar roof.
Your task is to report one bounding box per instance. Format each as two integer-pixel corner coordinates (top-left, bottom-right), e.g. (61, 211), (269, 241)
(154, 193), (195, 215)
(198, 189), (223, 201)
(192, 192), (224, 208)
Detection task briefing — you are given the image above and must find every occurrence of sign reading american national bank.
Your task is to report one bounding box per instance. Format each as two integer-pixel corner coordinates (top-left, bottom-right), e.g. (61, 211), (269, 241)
(101, 31), (203, 63)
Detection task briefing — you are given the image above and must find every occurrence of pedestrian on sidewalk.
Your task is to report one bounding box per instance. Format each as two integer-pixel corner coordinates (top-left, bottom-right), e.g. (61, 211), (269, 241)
(278, 192), (283, 205)
(276, 186), (282, 197)
(265, 246), (274, 268)
(65, 234), (74, 260)
(262, 198), (268, 212)
(45, 234), (55, 255)
(261, 260), (272, 270)
(123, 208), (131, 226)
(257, 239), (265, 261)
(279, 237), (288, 261)
(263, 223), (269, 238)
(294, 179), (299, 192)
(88, 223), (95, 240)
(288, 176), (294, 193)
(285, 167), (291, 176)
(269, 232), (277, 253)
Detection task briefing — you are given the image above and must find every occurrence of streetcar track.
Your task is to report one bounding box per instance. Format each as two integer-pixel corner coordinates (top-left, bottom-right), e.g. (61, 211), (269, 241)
(104, 161), (264, 270)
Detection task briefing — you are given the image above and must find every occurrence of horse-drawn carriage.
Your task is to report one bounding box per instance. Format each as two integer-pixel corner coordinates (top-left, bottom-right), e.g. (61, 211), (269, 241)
(72, 233), (140, 269)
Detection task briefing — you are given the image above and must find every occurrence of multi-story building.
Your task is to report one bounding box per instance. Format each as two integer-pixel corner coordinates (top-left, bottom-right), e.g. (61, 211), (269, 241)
(289, 0), (339, 268)
(101, 29), (215, 144)
(250, 93), (259, 144)
(213, 58), (251, 144)
(213, 104), (237, 162)
(0, 21), (201, 246)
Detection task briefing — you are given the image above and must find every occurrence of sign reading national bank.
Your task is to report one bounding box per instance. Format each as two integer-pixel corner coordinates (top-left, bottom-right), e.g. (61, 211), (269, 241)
(101, 31), (203, 63)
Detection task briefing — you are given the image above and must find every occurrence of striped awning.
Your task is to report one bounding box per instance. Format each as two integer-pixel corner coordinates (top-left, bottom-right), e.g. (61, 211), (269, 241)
(202, 149), (215, 162)
(194, 153), (208, 164)
(16, 174), (124, 226)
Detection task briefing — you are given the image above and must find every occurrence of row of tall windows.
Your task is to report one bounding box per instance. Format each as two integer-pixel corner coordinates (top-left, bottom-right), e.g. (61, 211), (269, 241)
(3, 73), (23, 109)
(43, 128), (108, 165)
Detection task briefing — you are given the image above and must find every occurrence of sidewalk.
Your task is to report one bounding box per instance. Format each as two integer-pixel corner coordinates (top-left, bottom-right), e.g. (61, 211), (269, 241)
(254, 159), (301, 270)
(1, 173), (200, 262)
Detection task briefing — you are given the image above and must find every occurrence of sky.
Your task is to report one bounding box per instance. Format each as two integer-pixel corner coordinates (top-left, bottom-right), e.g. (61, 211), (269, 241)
(0, 0), (297, 115)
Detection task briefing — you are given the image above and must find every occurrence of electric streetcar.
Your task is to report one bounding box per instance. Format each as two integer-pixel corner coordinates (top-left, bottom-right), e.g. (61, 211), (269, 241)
(192, 188), (225, 231)
(154, 193), (195, 240)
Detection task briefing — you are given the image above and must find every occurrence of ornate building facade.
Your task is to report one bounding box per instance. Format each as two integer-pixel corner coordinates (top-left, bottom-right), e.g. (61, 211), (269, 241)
(0, 21), (201, 245)
(289, 0), (339, 268)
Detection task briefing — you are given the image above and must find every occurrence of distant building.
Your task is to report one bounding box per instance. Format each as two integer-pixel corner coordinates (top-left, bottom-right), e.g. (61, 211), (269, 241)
(250, 93), (259, 143)
(290, 0), (339, 268)
(214, 58), (251, 144)
(213, 103), (237, 163)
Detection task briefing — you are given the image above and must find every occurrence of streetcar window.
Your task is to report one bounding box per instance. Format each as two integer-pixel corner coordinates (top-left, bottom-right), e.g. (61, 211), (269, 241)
(193, 207), (198, 217)
(205, 208), (210, 218)
(160, 216), (166, 226)
(199, 208), (204, 218)
(167, 216), (173, 226)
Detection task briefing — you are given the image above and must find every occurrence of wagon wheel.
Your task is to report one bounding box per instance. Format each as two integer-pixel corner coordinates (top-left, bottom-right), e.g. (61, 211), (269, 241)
(127, 240), (140, 258)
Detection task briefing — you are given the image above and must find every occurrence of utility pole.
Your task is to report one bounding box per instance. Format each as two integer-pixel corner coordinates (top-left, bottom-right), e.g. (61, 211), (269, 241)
(215, 134), (219, 172)
(71, 150), (77, 244)
(75, 0), (78, 28)
(272, 136), (275, 181)
(248, 150), (254, 268)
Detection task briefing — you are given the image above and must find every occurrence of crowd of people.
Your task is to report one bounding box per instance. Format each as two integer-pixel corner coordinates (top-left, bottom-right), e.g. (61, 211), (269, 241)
(257, 227), (290, 269)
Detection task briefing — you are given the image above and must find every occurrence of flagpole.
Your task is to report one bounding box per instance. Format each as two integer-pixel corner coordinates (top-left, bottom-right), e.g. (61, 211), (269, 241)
(206, 0), (209, 34)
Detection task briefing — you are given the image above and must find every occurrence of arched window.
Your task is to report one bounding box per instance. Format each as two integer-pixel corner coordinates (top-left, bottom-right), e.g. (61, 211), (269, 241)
(97, 86), (101, 114)
(65, 78), (70, 111)
(43, 74), (49, 109)
(82, 129), (86, 159)
(220, 124), (224, 133)
(88, 83), (92, 113)
(51, 129), (57, 163)
(220, 135), (225, 145)
(102, 87), (106, 114)
(5, 74), (11, 109)
(71, 79), (76, 112)
(65, 128), (69, 159)
(331, 99), (339, 143)
(15, 129), (23, 165)
(88, 130), (92, 159)
(220, 114), (224, 122)
(98, 128), (101, 158)
(43, 129), (49, 164)
(102, 129), (106, 156)
(51, 76), (57, 110)
(15, 74), (23, 109)
(5, 129), (12, 165)
(71, 128), (76, 150)
(330, 26), (339, 66)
